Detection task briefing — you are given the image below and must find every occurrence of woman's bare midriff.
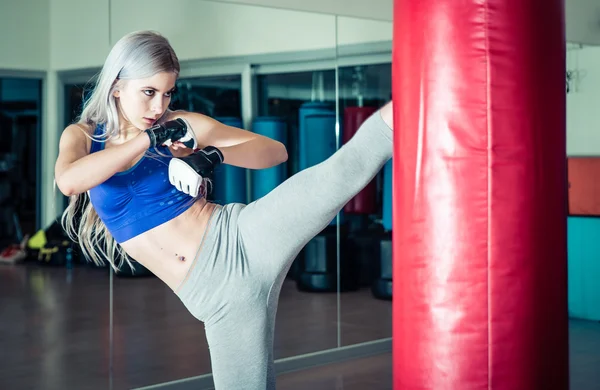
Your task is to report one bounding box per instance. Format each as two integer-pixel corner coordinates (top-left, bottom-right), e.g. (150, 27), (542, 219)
(119, 197), (220, 292)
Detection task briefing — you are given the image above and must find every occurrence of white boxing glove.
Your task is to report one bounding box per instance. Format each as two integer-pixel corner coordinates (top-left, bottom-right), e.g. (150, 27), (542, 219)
(168, 146), (224, 197)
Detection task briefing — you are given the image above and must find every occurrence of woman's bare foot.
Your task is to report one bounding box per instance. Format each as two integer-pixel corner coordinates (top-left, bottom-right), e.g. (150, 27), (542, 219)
(379, 101), (394, 130)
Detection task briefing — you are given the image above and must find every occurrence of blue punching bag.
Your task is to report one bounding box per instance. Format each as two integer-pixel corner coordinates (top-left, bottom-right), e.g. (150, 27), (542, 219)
(298, 102), (337, 170)
(298, 102), (339, 225)
(212, 117), (247, 204)
(382, 159), (393, 231)
(251, 117), (287, 200)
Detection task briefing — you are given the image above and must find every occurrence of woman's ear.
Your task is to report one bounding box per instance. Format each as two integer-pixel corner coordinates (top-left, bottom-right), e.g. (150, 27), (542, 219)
(112, 79), (123, 98)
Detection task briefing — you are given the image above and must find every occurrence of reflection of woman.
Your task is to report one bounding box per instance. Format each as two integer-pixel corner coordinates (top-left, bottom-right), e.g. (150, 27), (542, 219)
(55, 31), (394, 389)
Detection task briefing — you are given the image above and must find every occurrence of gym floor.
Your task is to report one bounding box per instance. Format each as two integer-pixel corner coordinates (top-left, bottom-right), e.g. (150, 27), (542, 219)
(0, 262), (392, 389)
(1, 263), (599, 390)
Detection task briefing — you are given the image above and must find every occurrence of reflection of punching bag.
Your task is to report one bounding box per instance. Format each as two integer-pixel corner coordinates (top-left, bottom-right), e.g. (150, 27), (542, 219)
(251, 117), (287, 200)
(213, 117), (247, 204)
(382, 159), (393, 231)
(298, 102), (337, 170)
(343, 106), (378, 214)
(298, 102), (338, 225)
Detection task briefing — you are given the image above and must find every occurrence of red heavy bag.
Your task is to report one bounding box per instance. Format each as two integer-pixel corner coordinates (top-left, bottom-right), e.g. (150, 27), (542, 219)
(392, 0), (569, 389)
(343, 106), (378, 214)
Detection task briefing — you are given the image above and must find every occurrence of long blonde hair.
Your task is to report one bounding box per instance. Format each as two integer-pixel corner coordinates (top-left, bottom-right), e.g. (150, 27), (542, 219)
(61, 30), (181, 272)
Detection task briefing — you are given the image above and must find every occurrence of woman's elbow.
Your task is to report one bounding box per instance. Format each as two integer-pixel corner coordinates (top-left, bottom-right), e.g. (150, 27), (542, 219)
(55, 175), (80, 197)
(55, 179), (75, 197)
(276, 142), (288, 164)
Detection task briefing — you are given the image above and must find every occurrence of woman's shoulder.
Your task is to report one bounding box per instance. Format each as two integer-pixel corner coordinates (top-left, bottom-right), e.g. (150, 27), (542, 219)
(65, 121), (106, 137)
(61, 121), (99, 154)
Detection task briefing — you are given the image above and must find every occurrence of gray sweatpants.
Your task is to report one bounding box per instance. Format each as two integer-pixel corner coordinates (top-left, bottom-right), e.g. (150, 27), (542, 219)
(175, 109), (393, 389)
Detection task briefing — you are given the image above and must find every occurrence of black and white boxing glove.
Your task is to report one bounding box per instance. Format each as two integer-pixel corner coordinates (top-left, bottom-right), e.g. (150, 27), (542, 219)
(168, 146), (224, 197)
(145, 118), (198, 149)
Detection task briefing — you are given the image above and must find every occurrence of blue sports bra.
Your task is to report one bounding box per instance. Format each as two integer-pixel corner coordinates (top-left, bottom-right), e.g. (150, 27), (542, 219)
(88, 124), (197, 243)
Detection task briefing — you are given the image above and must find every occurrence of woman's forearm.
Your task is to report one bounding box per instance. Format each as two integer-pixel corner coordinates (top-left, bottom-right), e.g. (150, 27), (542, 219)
(56, 134), (151, 196)
(218, 138), (288, 169)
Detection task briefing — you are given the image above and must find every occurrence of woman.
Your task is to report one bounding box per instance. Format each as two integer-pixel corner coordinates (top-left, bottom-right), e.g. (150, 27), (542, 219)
(55, 30), (394, 389)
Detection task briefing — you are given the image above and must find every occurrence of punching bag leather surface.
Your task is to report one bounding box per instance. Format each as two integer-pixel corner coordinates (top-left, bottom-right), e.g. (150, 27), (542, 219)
(343, 106), (378, 214)
(392, 0), (569, 389)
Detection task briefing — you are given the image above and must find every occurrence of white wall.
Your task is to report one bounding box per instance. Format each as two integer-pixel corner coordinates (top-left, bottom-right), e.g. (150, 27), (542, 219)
(566, 0), (600, 45)
(214, 0), (600, 45)
(0, 0), (49, 71)
(567, 44), (600, 156)
(46, 0), (396, 71)
(111, 0), (336, 60)
(49, 0), (338, 71)
(49, 0), (111, 71)
(208, 0), (393, 22)
(336, 16), (392, 46)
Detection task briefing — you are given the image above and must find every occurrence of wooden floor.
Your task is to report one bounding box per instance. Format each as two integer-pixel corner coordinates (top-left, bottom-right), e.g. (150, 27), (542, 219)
(2, 262), (600, 390)
(277, 318), (600, 390)
(0, 262), (392, 390)
(277, 353), (392, 390)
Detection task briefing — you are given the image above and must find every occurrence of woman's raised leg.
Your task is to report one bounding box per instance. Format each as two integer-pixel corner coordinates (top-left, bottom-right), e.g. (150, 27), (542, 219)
(238, 104), (393, 280)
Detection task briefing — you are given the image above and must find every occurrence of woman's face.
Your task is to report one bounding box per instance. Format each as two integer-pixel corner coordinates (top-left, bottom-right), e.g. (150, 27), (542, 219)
(113, 71), (177, 130)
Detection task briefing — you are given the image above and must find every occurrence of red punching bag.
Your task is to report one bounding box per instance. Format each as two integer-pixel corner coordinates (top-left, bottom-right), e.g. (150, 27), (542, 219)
(392, 0), (569, 389)
(343, 106), (378, 214)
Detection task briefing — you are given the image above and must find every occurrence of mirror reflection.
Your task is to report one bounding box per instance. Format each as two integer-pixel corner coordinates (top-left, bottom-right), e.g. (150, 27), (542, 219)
(256, 69), (341, 358)
(0, 77), (112, 389)
(334, 14), (394, 349)
(59, 13), (342, 390)
(335, 63), (393, 346)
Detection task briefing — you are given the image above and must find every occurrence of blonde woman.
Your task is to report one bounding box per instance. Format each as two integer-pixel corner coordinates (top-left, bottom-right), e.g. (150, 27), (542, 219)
(55, 30), (394, 389)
